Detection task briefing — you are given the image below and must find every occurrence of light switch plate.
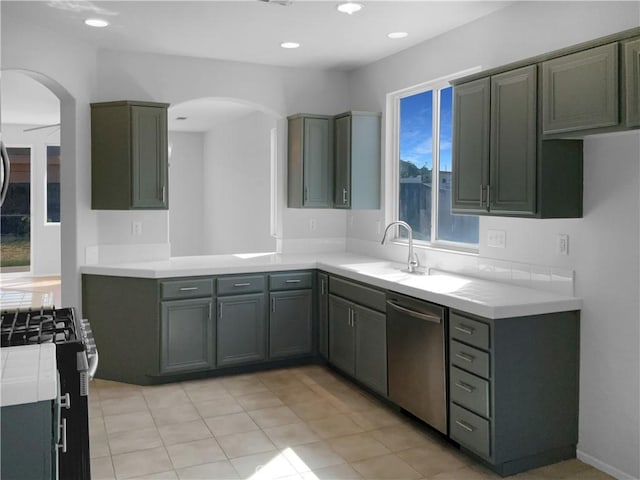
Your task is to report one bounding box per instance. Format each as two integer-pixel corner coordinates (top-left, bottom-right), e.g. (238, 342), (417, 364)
(487, 229), (506, 248)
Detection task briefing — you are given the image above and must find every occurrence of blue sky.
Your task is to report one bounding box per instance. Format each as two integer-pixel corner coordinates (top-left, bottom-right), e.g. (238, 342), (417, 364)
(400, 86), (452, 172)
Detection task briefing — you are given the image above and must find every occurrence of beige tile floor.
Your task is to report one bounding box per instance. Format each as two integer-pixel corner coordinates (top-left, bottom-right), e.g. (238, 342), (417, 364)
(89, 365), (612, 480)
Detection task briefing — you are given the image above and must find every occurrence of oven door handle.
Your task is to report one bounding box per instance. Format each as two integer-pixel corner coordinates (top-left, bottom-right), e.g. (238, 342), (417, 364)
(88, 351), (99, 380)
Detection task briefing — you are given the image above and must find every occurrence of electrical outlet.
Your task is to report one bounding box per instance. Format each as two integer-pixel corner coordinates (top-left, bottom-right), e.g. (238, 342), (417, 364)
(487, 229), (506, 248)
(131, 221), (142, 236)
(309, 218), (317, 231)
(557, 234), (569, 255)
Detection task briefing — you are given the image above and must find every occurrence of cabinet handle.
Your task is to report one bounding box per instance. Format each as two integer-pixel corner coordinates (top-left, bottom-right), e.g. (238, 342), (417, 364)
(455, 381), (476, 393)
(218, 303), (222, 318)
(179, 286), (199, 292)
(304, 186), (308, 203)
(285, 279), (301, 284)
(272, 297), (276, 313)
(233, 282), (251, 287)
(162, 185), (166, 203)
(58, 418), (68, 453)
(59, 393), (71, 409)
(455, 352), (475, 363)
(342, 188), (348, 205)
(454, 324), (475, 335)
(479, 184), (484, 208)
(455, 419), (476, 433)
(321, 279), (325, 295)
(486, 185), (491, 212)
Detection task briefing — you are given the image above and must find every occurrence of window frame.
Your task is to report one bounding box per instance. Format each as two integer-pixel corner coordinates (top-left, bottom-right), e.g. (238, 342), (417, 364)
(384, 68), (481, 253)
(45, 143), (61, 225)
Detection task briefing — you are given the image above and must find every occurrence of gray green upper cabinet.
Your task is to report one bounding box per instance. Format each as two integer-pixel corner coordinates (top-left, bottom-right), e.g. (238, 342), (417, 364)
(288, 114), (333, 208)
(452, 67), (538, 216)
(333, 112), (381, 209)
(622, 37), (640, 128)
(542, 43), (619, 135)
(451, 78), (490, 213)
(91, 101), (169, 210)
(489, 66), (537, 215)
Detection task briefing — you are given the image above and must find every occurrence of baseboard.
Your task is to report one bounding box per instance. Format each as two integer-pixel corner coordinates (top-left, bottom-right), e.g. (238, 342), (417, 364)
(577, 450), (639, 480)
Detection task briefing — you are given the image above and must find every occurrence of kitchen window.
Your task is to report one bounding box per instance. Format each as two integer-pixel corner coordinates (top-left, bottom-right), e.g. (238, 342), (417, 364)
(388, 73), (479, 249)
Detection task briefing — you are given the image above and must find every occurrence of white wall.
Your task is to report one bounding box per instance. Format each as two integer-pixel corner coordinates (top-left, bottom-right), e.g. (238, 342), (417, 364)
(346, 2), (640, 478)
(93, 49), (351, 255)
(2, 14), (98, 312)
(1, 124), (61, 276)
(202, 111), (277, 255)
(168, 132), (205, 256)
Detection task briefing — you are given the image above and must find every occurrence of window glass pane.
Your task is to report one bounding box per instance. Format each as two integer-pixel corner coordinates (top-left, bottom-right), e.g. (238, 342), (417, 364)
(1, 148), (31, 270)
(47, 146), (60, 223)
(437, 86), (479, 244)
(399, 90), (432, 242)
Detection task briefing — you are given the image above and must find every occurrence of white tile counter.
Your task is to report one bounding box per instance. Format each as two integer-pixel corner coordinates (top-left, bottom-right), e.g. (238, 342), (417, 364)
(1, 344), (58, 407)
(80, 253), (582, 319)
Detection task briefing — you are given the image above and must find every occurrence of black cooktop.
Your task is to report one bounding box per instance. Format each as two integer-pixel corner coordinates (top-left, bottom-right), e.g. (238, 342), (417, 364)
(0, 307), (79, 347)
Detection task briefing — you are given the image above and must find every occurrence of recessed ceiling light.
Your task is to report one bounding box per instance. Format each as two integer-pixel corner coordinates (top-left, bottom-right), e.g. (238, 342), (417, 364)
(387, 31), (409, 39)
(280, 42), (300, 49)
(85, 18), (109, 28)
(176, 117), (188, 121)
(337, 2), (363, 15)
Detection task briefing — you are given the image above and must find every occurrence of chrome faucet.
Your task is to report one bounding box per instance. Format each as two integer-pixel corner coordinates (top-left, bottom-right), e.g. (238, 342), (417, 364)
(381, 221), (420, 273)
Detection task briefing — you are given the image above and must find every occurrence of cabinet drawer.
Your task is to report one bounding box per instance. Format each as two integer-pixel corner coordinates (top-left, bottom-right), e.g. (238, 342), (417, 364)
(217, 275), (265, 296)
(450, 366), (490, 418)
(450, 403), (491, 458)
(269, 272), (313, 291)
(451, 340), (490, 378)
(329, 276), (386, 312)
(160, 278), (214, 299)
(450, 312), (490, 350)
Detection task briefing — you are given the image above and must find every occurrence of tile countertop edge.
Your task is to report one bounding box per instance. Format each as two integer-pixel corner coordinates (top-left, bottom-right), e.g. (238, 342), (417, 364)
(80, 254), (582, 319)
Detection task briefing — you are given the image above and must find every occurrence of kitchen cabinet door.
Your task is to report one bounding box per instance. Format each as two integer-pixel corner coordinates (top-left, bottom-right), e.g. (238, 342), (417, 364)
(452, 78), (491, 214)
(334, 115), (351, 208)
(160, 298), (214, 374)
(542, 43), (619, 135)
(91, 101), (169, 210)
(328, 295), (355, 376)
(353, 304), (387, 396)
(489, 65), (537, 215)
(217, 293), (266, 367)
(287, 114), (333, 208)
(318, 273), (329, 359)
(269, 290), (313, 358)
(623, 37), (640, 128)
(334, 112), (381, 210)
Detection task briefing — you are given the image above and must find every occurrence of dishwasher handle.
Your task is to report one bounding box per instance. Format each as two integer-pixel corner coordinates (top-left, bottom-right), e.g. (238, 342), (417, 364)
(386, 300), (441, 324)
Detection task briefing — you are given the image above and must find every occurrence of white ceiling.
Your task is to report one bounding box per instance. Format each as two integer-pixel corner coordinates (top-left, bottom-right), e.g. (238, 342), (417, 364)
(168, 98), (264, 132)
(1, 71), (61, 126)
(1, 0), (511, 129)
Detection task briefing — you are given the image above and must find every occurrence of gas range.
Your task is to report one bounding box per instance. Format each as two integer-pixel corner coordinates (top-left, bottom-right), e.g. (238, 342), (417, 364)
(0, 306), (97, 480)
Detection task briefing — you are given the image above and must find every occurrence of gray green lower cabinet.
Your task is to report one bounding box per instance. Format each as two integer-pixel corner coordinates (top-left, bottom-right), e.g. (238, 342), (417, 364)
(160, 298), (214, 374)
(217, 293), (267, 367)
(269, 290), (313, 358)
(1, 401), (54, 480)
(448, 310), (580, 476)
(328, 283), (387, 397)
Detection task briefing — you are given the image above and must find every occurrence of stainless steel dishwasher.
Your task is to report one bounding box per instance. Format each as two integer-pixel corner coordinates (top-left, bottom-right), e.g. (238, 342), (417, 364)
(386, 291), (447, 434)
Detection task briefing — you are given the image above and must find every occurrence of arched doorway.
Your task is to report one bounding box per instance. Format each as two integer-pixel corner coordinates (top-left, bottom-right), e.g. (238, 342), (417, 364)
(0, 68), (77, 308)
(167, 97), (283, 256)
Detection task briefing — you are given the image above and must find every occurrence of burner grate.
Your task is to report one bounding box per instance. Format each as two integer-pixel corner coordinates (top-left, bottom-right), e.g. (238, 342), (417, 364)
(0, 307), (78, 347)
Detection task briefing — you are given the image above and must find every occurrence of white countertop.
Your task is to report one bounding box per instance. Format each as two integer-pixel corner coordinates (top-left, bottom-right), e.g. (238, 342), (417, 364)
(1, 344), (58, 407)
(80, 252), (582, 319)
